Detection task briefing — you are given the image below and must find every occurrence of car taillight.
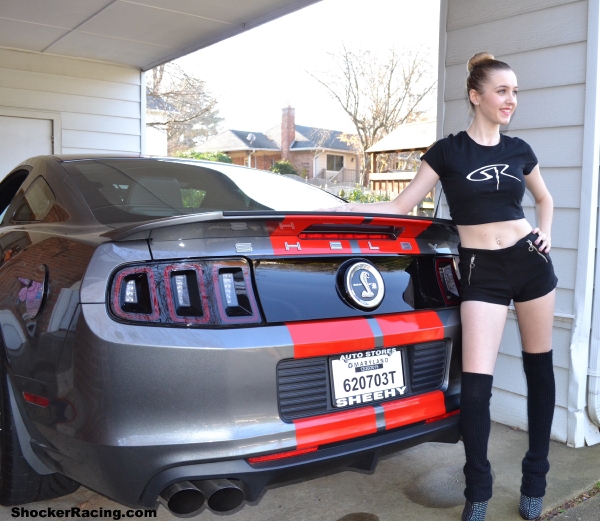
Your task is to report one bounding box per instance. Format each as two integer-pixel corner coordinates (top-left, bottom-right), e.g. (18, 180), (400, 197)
(247, 446), (318, 464)
(112, 266), (160, 321)
(425, 409), (460, 424)
(23, 392), (50, 408)
(164, 263), (209, 324)
(435, 257), (460, 305)
(109, 259), (261, 326)
(213, 261), (260, 324)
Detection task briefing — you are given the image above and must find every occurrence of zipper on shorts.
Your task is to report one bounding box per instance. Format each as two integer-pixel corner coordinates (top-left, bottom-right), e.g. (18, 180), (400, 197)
(526, 239), (548, 263)
(468, 254), (476, 285)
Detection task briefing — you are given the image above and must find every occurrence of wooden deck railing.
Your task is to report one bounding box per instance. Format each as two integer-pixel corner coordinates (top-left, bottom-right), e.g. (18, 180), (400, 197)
(315, 168), (360, 184)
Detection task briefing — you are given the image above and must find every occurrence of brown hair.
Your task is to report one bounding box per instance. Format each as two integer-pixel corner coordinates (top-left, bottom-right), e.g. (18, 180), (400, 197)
(466, 52), (512, 108)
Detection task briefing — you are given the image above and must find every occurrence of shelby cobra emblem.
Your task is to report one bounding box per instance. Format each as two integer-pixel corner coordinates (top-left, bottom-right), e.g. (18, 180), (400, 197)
(344, 261), (385, 310)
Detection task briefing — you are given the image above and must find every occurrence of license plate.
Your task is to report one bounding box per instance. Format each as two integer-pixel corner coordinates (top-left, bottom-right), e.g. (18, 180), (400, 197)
(330, 348), (406, 408)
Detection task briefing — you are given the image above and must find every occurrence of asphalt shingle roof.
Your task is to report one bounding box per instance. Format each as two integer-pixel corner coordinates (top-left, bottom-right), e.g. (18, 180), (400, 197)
(199, 124), (357, 153)
(229, 130), (279, 150)
(291, 125), (355, 152)
(197, 130), (279, 152)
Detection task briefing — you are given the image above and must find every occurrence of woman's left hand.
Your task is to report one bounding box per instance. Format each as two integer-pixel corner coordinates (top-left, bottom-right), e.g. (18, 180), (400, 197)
(532, 228), (551, 253)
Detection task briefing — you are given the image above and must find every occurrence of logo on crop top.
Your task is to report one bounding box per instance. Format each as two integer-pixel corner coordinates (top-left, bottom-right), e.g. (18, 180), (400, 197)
(466, 164), (520, 190)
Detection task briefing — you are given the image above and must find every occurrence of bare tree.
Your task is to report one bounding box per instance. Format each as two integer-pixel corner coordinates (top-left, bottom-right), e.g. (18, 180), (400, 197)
(146, 63), (222, 154)
(309, 46), (436, 180)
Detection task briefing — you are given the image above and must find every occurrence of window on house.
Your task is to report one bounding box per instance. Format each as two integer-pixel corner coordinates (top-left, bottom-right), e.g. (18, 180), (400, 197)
(327, 155), (344, 171)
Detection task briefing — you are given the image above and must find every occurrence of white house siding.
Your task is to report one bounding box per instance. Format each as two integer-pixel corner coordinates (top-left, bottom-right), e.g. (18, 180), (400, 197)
(0, 48), (142, 158)
(439, 0), (592, 444)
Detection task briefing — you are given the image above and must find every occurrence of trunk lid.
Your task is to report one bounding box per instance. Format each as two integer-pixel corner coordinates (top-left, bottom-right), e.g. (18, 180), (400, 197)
(108, 211), (460, 323)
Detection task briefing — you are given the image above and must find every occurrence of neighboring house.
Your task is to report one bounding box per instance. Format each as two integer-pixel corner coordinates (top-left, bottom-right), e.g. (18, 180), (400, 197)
(197, 106), (361, 182)
(145, 93), (177, 156)
(366, 121), (436, 214)
(196, 129), (281, 170)
(438, 0), (600, 448)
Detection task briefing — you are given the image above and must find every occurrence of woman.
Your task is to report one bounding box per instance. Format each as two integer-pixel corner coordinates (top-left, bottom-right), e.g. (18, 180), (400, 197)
(327, 52), (557, 521)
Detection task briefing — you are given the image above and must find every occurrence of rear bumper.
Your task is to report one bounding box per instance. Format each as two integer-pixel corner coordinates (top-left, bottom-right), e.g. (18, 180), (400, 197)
(31, 393), (460, 508)
(141, 413), (461, 507)
(16, 304), (461, 508)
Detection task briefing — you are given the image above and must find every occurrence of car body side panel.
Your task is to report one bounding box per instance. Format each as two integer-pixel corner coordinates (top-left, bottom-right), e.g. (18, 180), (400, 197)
(54, 303), (297, 446)
(24, 303), (296, 506)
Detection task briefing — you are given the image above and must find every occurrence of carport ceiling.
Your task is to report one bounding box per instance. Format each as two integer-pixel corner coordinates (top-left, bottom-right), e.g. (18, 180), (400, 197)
(0, 0), (321, 70)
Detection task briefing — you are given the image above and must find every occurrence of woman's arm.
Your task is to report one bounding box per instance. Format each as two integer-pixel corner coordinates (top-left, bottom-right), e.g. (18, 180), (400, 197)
(326, 160), (441, 215)
(525, 164), (554, 253)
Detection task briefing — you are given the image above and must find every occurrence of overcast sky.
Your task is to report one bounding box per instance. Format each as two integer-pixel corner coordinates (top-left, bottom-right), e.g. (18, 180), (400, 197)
(175, 0), (441, 135)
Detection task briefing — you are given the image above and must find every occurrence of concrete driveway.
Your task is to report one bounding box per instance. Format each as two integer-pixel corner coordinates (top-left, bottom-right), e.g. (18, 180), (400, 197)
(1, 423), (599, 521)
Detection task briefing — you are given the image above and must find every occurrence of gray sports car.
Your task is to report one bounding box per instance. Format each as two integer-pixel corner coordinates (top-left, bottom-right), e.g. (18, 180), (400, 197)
(0, 156), (462, 516)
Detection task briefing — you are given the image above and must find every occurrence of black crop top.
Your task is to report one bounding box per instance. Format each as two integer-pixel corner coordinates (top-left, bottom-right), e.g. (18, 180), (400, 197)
(421, 131), (538, 225)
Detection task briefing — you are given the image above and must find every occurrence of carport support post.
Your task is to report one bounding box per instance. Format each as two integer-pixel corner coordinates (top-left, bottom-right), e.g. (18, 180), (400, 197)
(582, 0), (600, 445)
(434, 0), (448, 220)
(140, 70), (146, 155)
(567, 0), (600, 448)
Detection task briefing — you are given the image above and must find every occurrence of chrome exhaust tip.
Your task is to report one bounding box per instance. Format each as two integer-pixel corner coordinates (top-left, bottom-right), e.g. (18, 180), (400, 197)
(158, 481), (205, 517)
(192, 479), (245, 512)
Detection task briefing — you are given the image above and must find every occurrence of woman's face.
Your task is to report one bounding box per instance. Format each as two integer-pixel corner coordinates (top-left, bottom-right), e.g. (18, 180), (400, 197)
(470, 69), (518, 126)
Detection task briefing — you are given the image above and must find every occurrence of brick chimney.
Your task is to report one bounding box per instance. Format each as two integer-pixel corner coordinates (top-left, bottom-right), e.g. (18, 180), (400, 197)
(281, 105), (295, 160)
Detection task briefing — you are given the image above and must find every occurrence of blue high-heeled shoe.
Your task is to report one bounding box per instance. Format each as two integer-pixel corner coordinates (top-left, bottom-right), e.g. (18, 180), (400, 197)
(519, 494), (543, 520)
(462, 500), (488, 521)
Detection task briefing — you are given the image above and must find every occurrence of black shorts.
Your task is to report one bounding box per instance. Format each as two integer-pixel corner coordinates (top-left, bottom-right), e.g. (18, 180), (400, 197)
(458, 232), (558, 306)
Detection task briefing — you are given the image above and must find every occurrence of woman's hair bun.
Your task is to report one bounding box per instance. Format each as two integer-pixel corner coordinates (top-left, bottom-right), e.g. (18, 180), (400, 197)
(468, 52), (495, 72)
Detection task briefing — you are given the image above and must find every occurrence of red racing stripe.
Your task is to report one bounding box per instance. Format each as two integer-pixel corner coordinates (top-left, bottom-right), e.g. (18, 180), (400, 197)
(269, 215), (365, 236)
(382, 391), (446, 430)
(269, 214), (432, 256)
(368, 216), (433, 237)
(270, 216), (362, 256)
(287, 318), (375, 359)
(268, 215), (431, 256)
(375, 311), (444, 348)
(293, 407), (377, 449)
(293, 391), (447, 449)
(269, 236), (354, 256)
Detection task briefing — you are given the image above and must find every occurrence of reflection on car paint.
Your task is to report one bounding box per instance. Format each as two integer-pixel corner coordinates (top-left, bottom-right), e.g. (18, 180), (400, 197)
(0, 235), (95, 383)
(17, 276), (44, 319)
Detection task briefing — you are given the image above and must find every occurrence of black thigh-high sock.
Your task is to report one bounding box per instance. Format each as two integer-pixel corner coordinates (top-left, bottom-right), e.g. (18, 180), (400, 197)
(521, 350), (555, 498)
(461, 371), (494, 502)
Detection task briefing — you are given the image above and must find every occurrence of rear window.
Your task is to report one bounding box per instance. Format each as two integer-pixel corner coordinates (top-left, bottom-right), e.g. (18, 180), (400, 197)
(63, 159), (342, 225)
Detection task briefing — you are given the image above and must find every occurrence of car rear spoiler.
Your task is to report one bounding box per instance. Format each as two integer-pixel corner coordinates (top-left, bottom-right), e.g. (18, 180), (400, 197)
(104, 211), (459, 254)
